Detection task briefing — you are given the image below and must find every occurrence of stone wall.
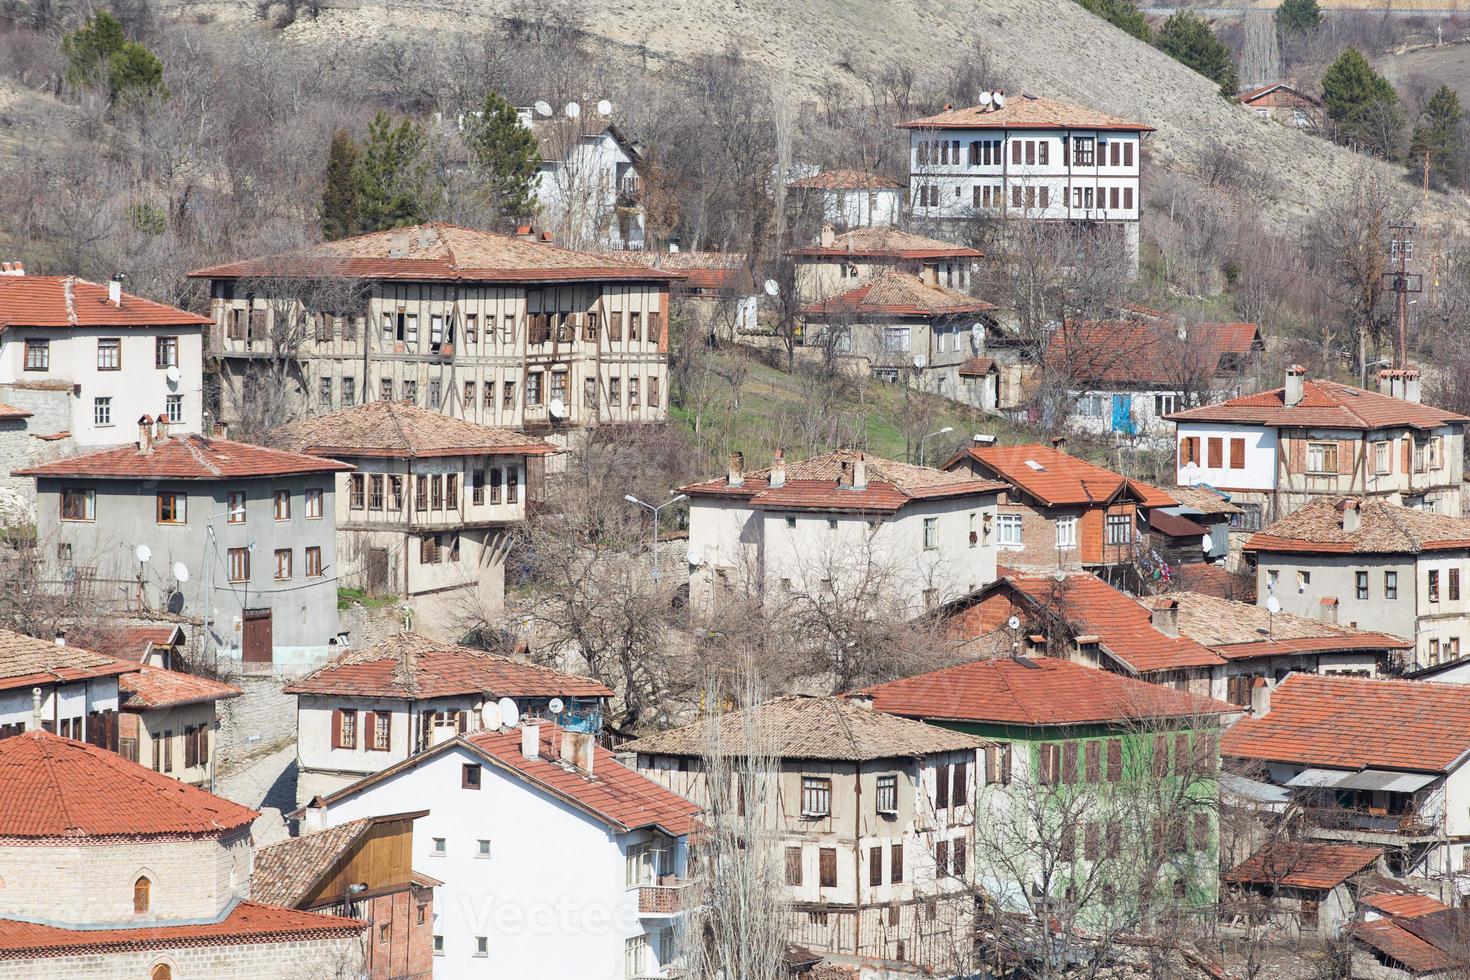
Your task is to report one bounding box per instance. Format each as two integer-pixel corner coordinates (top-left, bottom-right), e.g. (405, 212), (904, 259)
(0, 934), (366, 980)
(0, 384), (75, 528)
(216, 674), (298, 770)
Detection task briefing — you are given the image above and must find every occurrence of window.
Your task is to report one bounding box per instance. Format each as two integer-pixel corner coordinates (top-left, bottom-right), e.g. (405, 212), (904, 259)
(474, 936), (488, 957)
(94, 397), (112, 426)
(61, 488), (95, 522)
(1307, 441), (1338, 474)
(1374, 441), (1391, 474)
(507, 467), (518, 505)
(608, 377), (621, 406)
(462, 763), (481, 789)
(433, 935), (444, 955)
(624, 935), (650, 979)
(502, 380), (516, 411)
(431, 837), (446, 856)
(97, 337), (121, 370)
(380, 378), (394, 401)
(1073, 137), (1095, 165)
(430, 474), (443, 510)
(882, 326), (911, 352)
(472, 470), (485, 505)
(24, 339), (48, 370)
(801, 776), (832, 817)
(934, 839), (950, 876)
(785, 846), (803, 885)
(305, 488), (323, 519)
(626, 376), (639, 410)
(133, 876), (151, 913)
(527, 371), (543, 406)
(1154, 392), (1178, 417)
(389, 476), (404, 512)
(891, 843), (904, 883)
(996, 513), (1022, 546)
(151, 964), (171, 980)
(922, 517), (938, 550)
(1056, 516), (1077, 549)
(349, 474), (365, 510)
(305, 546), (323, 578)
(819, 847), (837, 888)
(1297, 569), (1310, 592)
(464, 381), (476, 407)
(273, 490), (290, 521)
(165, 395), (183, 423)
(1105, 513), (1131, 546)
(1207, 437), (1223, 468)
(274, 548), (292, 580)
(319, 377), (332, 407)
(335, 708), (357, 750)
(1385, 570), (1398, 600)
(156, 492), (185, 525)
(402, 379), (417, 404)
(985, 742), (1013, 785)
(876, 774), (898, 813)
(428, 378), (441, 409)
(1431, 569), (1441, 602)
(228, 547), (250, 583)
(1356, 570), (1369, 601)
(1455, 568), (1463, 602)
(1179, 436), (1201, 466)
(489, 468), (503, 505)
(1232, 503), (1264, 532)
(477, 839), (491, 858)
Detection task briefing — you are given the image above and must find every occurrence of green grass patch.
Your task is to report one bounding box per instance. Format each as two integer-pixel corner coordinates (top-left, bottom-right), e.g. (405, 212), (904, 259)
(337, 586), (398, 610)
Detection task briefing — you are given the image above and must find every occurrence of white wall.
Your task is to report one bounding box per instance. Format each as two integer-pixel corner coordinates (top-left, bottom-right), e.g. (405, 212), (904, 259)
(0, 677), (119, 732)
(1177, 422), (1277, 492)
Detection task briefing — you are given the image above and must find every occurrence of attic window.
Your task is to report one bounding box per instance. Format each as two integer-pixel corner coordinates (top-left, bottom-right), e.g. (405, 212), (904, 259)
(1024, 460), (1045, 471)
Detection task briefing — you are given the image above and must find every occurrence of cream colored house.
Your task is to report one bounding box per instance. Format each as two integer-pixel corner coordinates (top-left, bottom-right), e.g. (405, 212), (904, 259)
(118, 663), (241, 788)
(790, 226), (982, 305)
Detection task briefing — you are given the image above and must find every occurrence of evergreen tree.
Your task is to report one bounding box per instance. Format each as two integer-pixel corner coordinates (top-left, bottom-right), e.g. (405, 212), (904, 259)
(1321, 48), (1404, 158)
(464, 91), (542, 224)
(1408, 83), (1465, 187)
(1275, 0), (1322, 37)
(1155, 12), (1239, 97)
(1077, 0), (1152, 43)
(321, 129), (361, 241)
(352, 112), (438, 233)
(61, 11), (165, 103)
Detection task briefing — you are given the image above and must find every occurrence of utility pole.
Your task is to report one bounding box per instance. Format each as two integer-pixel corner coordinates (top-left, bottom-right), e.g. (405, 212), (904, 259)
(1386, 224), (1422, 369)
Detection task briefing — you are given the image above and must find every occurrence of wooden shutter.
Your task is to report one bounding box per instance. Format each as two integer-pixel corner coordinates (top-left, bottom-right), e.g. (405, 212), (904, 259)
(1230, 437), (1245, 469)
(1174, 733), (1190, 774)
(364, 712), (376, 750)
(952, 760), (968, 805)
(934, 840), (949, 876)
(1290, 437), (1306, 473)
(1084, 823), (1101, 861)
(785, 847), (802, 885)
(1207, 437), (1222, 468)
(1339, 439), (1354, 475)
(1107, 739), (1122, 781)
(330, 708), (343, 749)
(1085, 741), (1101, 782)
(420, 710), (433, 751)
(869, 845), (883, 887)
(1403, 437), (1412, 473)
(819, 847), (837, 888)
(182, 726), (195, 769)
(1153, 734), (1169, 777)
(1061, 742), (1078, 784)
(891, 843), (904, 883)
(934, 764), (950, 809)
(952, 840), (966, 876)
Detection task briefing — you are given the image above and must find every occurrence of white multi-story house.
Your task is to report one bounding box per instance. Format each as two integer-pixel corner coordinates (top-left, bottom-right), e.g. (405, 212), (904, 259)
(521, 105), (646, 250)
(284, 630), (612, 805)
(787, 169), (905, 229)
(682, 449), (1004, 617)
(900, 93), (1153, 268)
(294, 723), (699, 979)
(0, 628), (133, 745)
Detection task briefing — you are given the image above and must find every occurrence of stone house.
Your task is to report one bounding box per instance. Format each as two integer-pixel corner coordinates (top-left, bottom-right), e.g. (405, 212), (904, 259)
(18, 422), (351, 671)
(118, 663), (241, 787)
(270, 400), (554, 636)
(624, 695), (987, 972)
(284, 631), (612, 805)
(1223, 841), (1383, 939)
(0, 730), (365, 979)
(187, 223), (679, 443)
(787, 169), (905, 229)
(1244, 497), (1470, 668)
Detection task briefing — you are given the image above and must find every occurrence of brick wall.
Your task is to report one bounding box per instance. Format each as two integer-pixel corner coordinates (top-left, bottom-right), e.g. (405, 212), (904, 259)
(0, 934), (365, 980)
(357, 887), (433, 980)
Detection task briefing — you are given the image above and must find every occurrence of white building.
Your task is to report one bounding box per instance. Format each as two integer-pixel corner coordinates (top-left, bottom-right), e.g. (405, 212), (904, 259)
(0, 628), (133, 744)
(899, 93), (1152, 268)
(787, 169), (904, 229)
(521, 106), (645, 250)
(682, 449), (1004, 617)
(294, 724), (700, 979)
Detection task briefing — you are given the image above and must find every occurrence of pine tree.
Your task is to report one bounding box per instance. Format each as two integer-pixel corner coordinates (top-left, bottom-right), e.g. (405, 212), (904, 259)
(1275, 0), (1322, 37)
(1155, 12), (1239, 97)
(1321, 48), (1404, 159)
(1408, 84), (1465, 187)
(464, 91), (542, 225)
(321, 129), (361, 241)
(61, 11), (166, 104)
(1077, 0), (1152, 43)
(352, 112), (438, 234)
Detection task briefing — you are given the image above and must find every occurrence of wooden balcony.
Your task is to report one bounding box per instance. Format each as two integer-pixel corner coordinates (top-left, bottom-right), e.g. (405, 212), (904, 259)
(635, 878), (692, 917)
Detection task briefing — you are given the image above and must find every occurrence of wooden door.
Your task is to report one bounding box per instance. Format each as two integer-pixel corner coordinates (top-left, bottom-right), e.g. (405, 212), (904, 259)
(242, 608), (273, 663)
(367, 548), (389, 593)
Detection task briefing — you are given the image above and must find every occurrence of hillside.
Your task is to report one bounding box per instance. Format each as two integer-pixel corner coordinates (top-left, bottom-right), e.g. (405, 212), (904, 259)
(162, 0), (1470, 230)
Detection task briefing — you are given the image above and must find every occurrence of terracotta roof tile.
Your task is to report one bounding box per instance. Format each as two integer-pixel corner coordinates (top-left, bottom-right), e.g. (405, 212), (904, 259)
(0, 902), (363, 959)
(1361, 892), (1451, 919)
(622, 695), (988, 762)
(1149, 510), (1208, 539)
(16, 433), (354, 481)
(271, 401), (555, 459)
(1170, 563), (1249, 600)
(1167, 486), (1242, 516)
(1221, 673), (1470, 772)
(0, 630), (138, 692)
(99, 625), (186, 662)
(119, 664), (242, 711)
(789, 227), (983, 260)
(0, 276), (210, 330)
(187, 223), (681, 284)
(251, 818), (374, 907)
(801, 271), (997, 318)
(788, 169), (903, 190)
(1224, 842), (1382, 890)
(1351, 917), (1454, 973)
(1170, 590), (1409, 657)
(1045, 318), (1261, 386)
(950, 443), (1175, 508)
(620, 250), (750, 291)
(1168, 378), (1467, 430)
(861, 654), (1233, 726)
(1238, 82), (1320, 107)
(283, 632), (612, 700)
(0, 401), (32, 420)
(1244, 497), (1470, 555)
(958, 357), (997, 377)
(0, 730), (258, 837)
(899, 94), (1154, 132)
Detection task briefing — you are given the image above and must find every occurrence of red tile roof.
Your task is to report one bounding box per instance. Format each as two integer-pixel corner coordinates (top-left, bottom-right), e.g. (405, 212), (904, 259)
(0, 630), (138, 693)
(948, 443), (1175, 509)
(283, 631), (612, 700)
(0, 276), (210, 330)
(860, 654), (1234, 727)
(0, 730), (258, 838)
(958, 356), (997, 377)
(621, 251), (750, 291)
(0, 901), (363, 959)
(789, 227), (983, 260)
(1149, 509), (1208, 539)
(683, 449), (1005, 515)
(1044, 318), (1261, 387)
(187, 223), (682, 284)
(99, 625), (186, 662)
(1224, 842), (1382, 890)
(788, 169), (903, 190)
(119, 664), (242, 711)
(251, 811), (427, 907)
(1170, 562), (1250, 601)
(899, 94), (1154, 132)
(1221, 673), (1470, 773)
(1351, 917), (1454, 973)
(15, 433), (354, 481)
(1244, 498), (1470, 555)
(1168, 377), (1467, 430)
(801, 271), (997, 318)
(271, 400), (556, 459)
(1238, 82), (1320, 107)
(0, 401), (32, 420)
(1361, 892), (1451, 920)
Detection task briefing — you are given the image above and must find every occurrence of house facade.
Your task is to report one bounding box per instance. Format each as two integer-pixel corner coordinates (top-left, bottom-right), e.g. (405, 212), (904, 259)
(0, 629), (133, 745)
(624, 695), (988, 972)
(1170, 367), (1469, 524)
(296, 724), (699, 980)
(1239, 82), (1321, 130)
(787, 169), (904, 229)
(682, 449), (1004, 618)
(272, 400), (554, 635)
(118, 663), (241, 787)
(522, 107), (646, 250)
(19, 424), (350, 669)
(187, 223), (679, 440)
(284, 631), (612, 805)
(900, 93), (1152, 268)
(790, 226), (983, 305)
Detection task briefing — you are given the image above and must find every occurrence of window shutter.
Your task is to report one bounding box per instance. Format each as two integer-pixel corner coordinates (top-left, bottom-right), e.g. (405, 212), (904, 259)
(1107, 739), (1122, 781)
(1061, 742), (1078, 784)
(952, 760), (968, 805)
(364, 712), (376, 749)
(1339, 439), (1354, 475)
(1207, 438), (1222, 469)
(1402, 437), (1412, 473)
(934, 764), (950, 809)
(331, 708), (342, 750)
(819, 847), (837, 888)
(1230, 437), (1245, 469)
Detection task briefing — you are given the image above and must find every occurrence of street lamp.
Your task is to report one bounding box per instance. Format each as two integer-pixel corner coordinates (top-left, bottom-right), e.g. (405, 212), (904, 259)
(625, 492), (688, 579)
(917, 426), (955, 467)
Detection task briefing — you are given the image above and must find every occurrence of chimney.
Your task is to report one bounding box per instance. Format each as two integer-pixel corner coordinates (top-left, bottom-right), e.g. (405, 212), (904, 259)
(1284, 365), (1306, 408)
(560, 730), (595, 774)
(769, 449), (786, 489)
(848, 693), (875, 710)
(31, 687), (42, 731)
(300, 797), (327, 834)
(918, 263), (938, 287)
(521, 723), (540, 759)
(727, 451), (745, 487)
(1341, 498), (1361, 533)
(53, 630), (65, 647)
(853, 452), (867, 491)
(515, 225), (534, 240)
(0, 261), (24, 276)
(540, 230), (554, 243)
(138, 414), (154, 452)
(819, 223), (835, 247)
(1378, 368), (1401, 399)
(155, 412), (170, 443)
(1318, 596), (1339, 625)
(1149, 597), (1179, 638)
(1251, 678), (1271, 716)
(1051, 435), (1067, 454)
(1405, 369), (1422, 404)
(108, 274), (124, 307)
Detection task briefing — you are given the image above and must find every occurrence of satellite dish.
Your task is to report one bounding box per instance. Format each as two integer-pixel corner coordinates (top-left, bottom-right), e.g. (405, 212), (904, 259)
(912, 355), (928, 370)
(1007, 615), (1021, 631)
(979, 91), (994, 107)
(134, 544), (151, 564)
(763, 279), (779, 297)
(564, 101), (581, 119)
(994, 92), (1006, 108)
(686, 544), (703, 566)
(548, 398), (567, 420)
(480, 701), (502, 731)
(497, 697), (520, 729)
(548, 697), (565, 715)
(1265, 596), (1282, 614)
(165, 365), (182, 385)
(533, 100), (552, 117)
(596, 99), (613, 117)
(173, 561), (190, 583)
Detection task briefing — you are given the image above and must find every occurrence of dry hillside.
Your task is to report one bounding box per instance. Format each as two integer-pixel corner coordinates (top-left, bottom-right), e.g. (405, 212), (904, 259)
(163, 0), (1470, 230)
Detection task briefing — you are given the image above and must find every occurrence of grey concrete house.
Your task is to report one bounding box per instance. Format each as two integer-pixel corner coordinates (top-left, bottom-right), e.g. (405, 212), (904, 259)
(19, 418), (352, 671)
